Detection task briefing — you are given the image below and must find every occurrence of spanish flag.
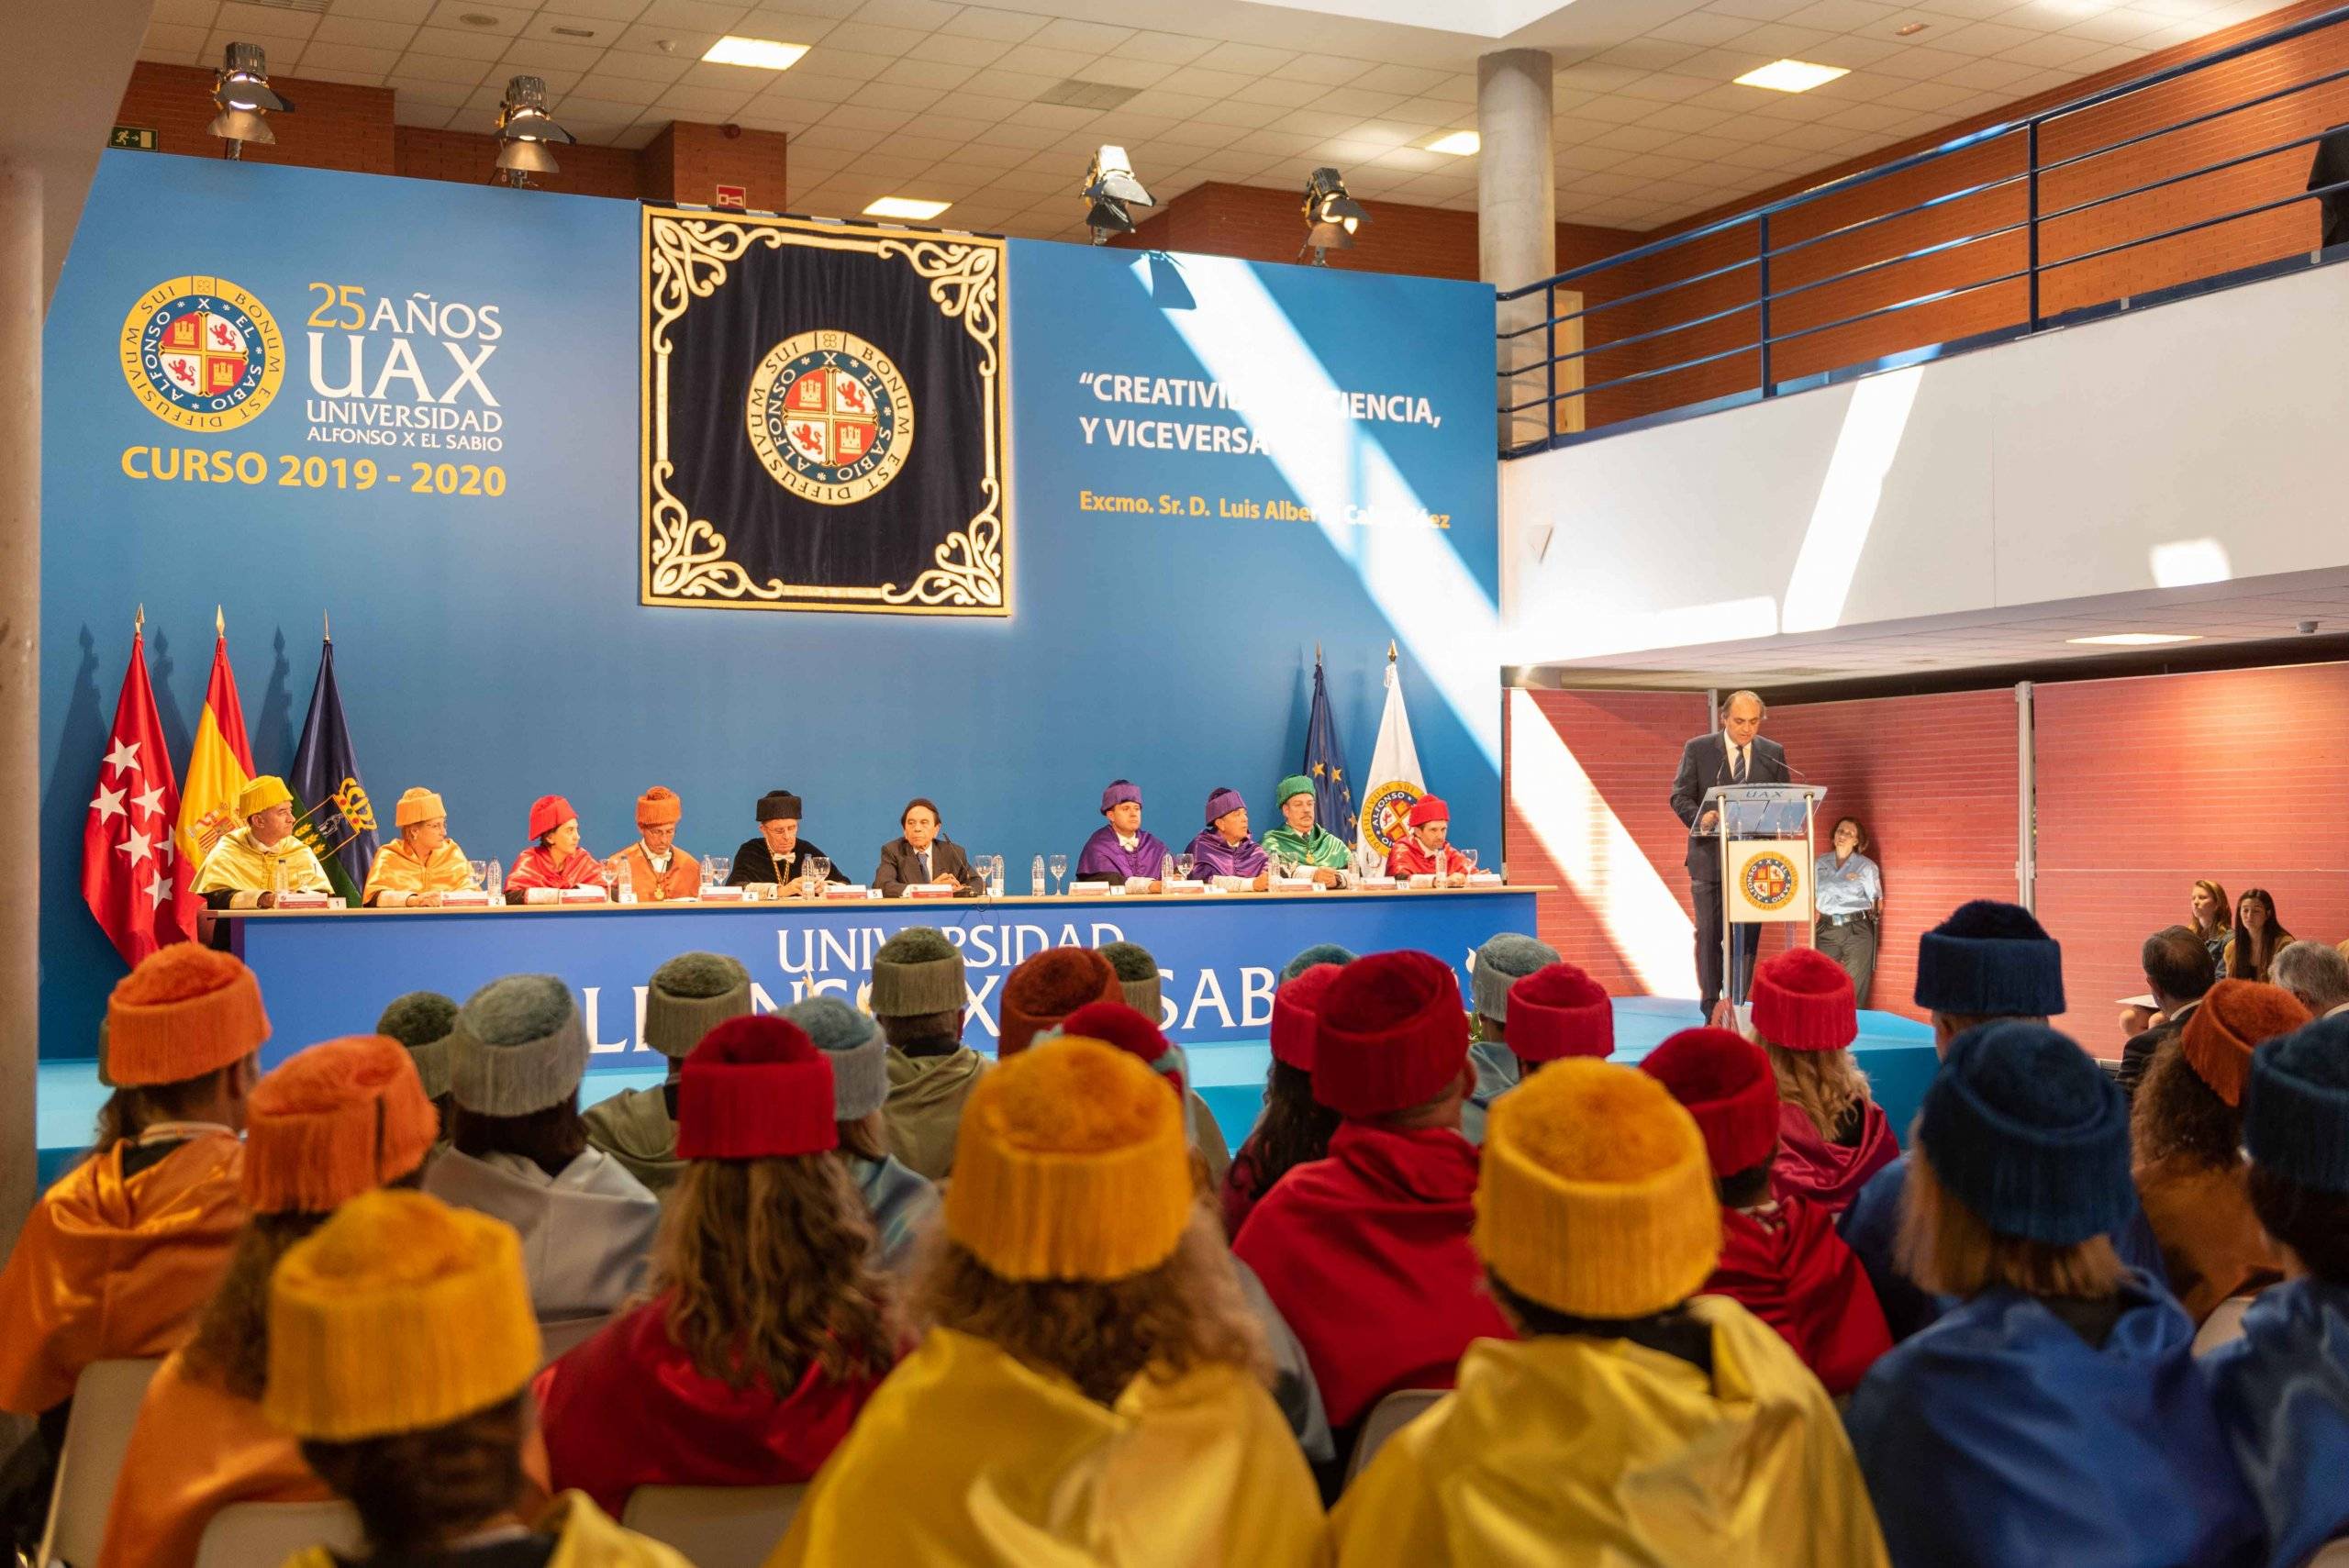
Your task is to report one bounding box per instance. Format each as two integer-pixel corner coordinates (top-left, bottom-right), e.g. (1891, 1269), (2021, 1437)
(172, 609), (254, 936)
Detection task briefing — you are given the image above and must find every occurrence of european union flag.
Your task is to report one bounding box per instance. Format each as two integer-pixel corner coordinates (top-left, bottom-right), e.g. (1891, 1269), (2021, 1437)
(1304, 651), (1356, 844)
(289, 632), (377, 904)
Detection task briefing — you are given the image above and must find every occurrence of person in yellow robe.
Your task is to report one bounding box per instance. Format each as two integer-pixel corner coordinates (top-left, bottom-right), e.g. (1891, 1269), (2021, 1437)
(95, 1034), (443, 1568)
(766, 1038), (1325, 1568)
(0, 947), (268, 1418)
(192, 776), (329, 909)
(264, 1190), (688, 1568)
(1329, 1058), (1889, 1568)
(617, 786), (700, 902)
(362, 788), (476, 907)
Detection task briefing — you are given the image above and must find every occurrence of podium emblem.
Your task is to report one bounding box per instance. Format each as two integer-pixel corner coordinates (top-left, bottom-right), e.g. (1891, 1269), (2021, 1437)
(1730, 845), (1809, 922)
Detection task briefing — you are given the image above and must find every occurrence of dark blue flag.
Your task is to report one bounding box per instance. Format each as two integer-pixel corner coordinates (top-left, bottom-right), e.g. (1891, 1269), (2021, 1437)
(289, 633), (378, 903)
(1304, 651), (1356, 844)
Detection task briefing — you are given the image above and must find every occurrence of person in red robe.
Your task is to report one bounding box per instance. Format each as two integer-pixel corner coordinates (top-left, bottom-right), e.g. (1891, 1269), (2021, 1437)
(1220, 960), (1345, 1238)
(1383, 795), (1471, 880)
(505, 793), (603, 895)
(534, 1015), (894, 1517)
(1642, 1026), (1890, 1396)
(1749, 946), (1898, 1212)
(1232, 949), (1513, 1440)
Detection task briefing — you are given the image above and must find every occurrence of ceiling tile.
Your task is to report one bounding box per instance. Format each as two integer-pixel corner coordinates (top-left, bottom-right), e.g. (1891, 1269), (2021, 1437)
(1026, 18), (1138, 51)
(407, 23), (519, 61)
(640, 0), (752, 28)
(393, 50), (495, 84)
(218, 0), (321, 37)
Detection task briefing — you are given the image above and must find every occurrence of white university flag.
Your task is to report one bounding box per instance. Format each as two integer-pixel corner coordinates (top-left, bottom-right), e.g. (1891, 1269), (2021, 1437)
(1357, 651), (1426, 873)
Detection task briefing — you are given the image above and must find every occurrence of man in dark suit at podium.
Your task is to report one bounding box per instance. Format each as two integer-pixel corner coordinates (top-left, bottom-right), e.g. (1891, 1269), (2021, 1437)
(1671, 690), (1788, 1022)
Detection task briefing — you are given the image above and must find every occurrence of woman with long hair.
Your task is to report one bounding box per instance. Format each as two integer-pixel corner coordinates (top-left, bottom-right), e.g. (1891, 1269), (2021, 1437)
(96, 1036), (442, 1568)
(2130, 980), (2304, 1323)
(769, 1038), (1326, 1566)
(2224, 888), (2294, 981)
(1220, 960), (1346, 1237)
(536, 1015), (895, 1516)
(269, 1191), (687, 1567)
(1844, 1022), (2262, 1568)
(1748, 946), (1898, 1213)
(2189, 879), (2232, 975)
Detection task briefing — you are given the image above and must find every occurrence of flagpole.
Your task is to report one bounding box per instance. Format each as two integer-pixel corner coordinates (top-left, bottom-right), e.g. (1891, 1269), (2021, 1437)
(323, 610), (330, 644)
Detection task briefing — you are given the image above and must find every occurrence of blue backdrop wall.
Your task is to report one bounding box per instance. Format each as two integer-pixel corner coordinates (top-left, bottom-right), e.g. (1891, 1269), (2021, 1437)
(39, 151), (1500, 1057)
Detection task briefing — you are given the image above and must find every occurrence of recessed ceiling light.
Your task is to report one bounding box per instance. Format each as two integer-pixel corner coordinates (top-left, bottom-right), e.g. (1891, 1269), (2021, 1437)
(1734, 59), (1850, 92)
(1895, 20), (1929, 35)
(1425, 130), (1479, 155)
(702, 36), (809, 70)
(863, 196), (952, 220)
(457, 12), (502, 27)
(2065, 633), (2204, 646)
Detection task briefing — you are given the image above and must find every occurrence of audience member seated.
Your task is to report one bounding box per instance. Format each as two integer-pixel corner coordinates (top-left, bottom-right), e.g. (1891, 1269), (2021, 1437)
(1055, 997), (1231, 1188)
(265, 1190), (689, 1567)
(2222, 887), (2292, 981)
(783, 995), (940, 1273)
(503, 795), (603, 896)
(1488, 960), (1616, 1086)
(1220, 960), (1347, 1239)
(1099, 939), (1164, 1021)
(1047, 999), (1330, 1463)
(870, 927), (984, 1181)
(1642, 1027), (1890, 1396)
(2119, 925), (2218, 1100)
(1843, 1022), (2261, 1568)
(2132, 980), (2304, 1324)
(765, 1039), (1326, 1567)
(1748, 947), (1898, 1213)
(424, 975), (659, 1318)
(1074, 780), (1170, 889)
(1233, 951), (1513, 1444)
(1330, 1060), (1888, 1567)
(2189, 878), (2232, 977)
(1458, 933), (1559, 1144)
(581, 953), (751, 1199)
(96, 1035), (441, 1568)
(2204, 1014), (2349, 1568)
(0, 948), (262, 1420)
(537, 1017), (894, 1519)
(375, 991), (458, 1139)
(996, 945), (1122, 1056)
(1186, 786), (1271, 891)
(2273, 937), (2349, 1020)
(361, 788), (475, 907)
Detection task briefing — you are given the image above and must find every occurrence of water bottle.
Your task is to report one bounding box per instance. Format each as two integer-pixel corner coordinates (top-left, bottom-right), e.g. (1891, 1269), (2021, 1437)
(1161, 852), (1174, 884)
(988, 855), (1005, 899)
(1030, 854), (1046, 895)
(485, 858), (504, 903)
(270, 858), (288, 900)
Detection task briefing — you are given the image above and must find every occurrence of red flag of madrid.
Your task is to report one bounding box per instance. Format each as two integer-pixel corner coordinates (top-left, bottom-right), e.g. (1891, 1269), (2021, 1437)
(83, 625), (188, 964)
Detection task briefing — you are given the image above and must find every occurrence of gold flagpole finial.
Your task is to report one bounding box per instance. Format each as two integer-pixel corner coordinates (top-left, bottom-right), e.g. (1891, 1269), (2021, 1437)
(135, 604), (144, 635)
(323, 610), (331, 643)
(215, 605), (225, 637)
(1386, 639), (1397, 662)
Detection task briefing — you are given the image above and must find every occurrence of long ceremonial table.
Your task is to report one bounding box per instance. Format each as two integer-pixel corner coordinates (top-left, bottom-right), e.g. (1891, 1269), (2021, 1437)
(222, 884), (1545, 1068)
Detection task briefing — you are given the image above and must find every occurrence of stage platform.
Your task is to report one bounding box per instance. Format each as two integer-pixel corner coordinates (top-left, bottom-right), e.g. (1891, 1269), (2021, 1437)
(32, 997), (1937, 1188)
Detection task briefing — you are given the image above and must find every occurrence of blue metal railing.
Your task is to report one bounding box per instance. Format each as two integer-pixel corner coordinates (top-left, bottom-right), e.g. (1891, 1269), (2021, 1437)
(1497, 0), (2349, 456)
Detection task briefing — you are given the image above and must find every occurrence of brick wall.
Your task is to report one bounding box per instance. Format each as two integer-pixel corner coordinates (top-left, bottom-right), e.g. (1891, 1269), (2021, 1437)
(2032, 662), (2349, 1041)
(115, 61), (781, 205)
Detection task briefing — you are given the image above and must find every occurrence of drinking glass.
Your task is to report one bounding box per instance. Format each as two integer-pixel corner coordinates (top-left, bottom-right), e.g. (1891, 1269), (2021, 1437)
(809, 856), (831, 894)
(1048, 853), (1068, 895)
(600, 858), (621, 901)
(1461, 848), (1479, 877)
(1175, 853), (1194, 882)
(466, 859), (485, 890)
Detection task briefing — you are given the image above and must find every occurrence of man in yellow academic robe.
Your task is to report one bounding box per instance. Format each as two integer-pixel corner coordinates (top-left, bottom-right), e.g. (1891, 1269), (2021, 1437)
(362, 787), (476, 907)
(1329, 1059), (1888, 1568)
(191, 776), (329, 909)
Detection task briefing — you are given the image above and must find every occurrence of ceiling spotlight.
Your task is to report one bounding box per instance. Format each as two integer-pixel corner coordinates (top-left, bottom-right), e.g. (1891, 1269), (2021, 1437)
(1082, 145), (1152, 244)
(1300, 166), (1367, 265)
(208, 43), (291, 161)
(495, 75), (575, 187)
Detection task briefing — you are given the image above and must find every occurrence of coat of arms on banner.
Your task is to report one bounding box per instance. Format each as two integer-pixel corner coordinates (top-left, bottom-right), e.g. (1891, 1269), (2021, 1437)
(640, 209), (1008, 615)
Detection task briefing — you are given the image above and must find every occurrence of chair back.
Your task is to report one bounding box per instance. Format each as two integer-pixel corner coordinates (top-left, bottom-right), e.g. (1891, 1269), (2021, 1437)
(1344, 1387), (1445, 1483)
(2193, 1295), (2256, 1355)
(34, 1358), (162, 1568)
(191, 1499), (362, 1568)
(537, 1313), (612, 1365)
(620, 1483), (807, 1568)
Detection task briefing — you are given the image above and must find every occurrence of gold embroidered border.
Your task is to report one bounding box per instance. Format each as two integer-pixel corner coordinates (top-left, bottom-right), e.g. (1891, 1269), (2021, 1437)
(639, 208), (1010, 616)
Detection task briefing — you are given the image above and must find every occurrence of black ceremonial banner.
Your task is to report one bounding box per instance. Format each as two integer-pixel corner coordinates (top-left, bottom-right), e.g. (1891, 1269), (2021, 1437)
(640, 209), (1008, 615)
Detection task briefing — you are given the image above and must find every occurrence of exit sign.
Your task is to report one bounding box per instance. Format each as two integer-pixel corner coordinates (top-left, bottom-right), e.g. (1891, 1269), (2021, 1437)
(715, 183), (747, 208)
(109, 126), (159, 151)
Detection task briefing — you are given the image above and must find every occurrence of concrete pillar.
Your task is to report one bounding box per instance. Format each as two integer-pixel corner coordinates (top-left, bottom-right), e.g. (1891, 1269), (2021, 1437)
(0, 161), (36, 1255)
(1477, 50), (1556, 450)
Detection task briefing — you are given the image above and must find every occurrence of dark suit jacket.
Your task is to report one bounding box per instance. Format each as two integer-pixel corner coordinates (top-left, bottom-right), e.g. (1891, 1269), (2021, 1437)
(724, 836), (849, 887)
(1670, 730), (1790, 876)
(876, 835), (983, 897)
